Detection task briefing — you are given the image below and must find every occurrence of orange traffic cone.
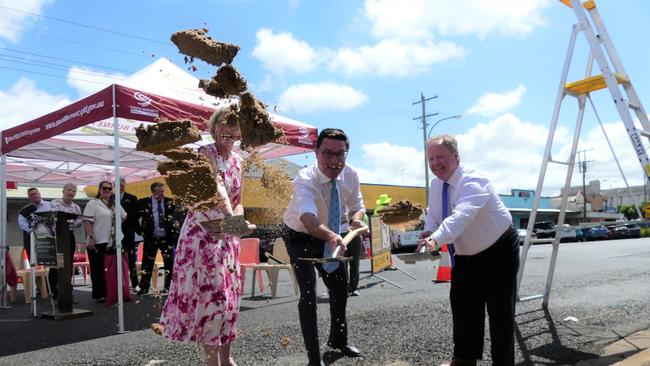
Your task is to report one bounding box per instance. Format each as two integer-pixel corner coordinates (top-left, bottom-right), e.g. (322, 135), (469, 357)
(22, 249), (31, 270)
(433, 244), (452, 283)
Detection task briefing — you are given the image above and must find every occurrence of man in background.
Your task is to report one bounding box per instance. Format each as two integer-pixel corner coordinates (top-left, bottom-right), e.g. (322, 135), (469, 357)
(135, 182), (177, 295)
(18, 188), (51, 256)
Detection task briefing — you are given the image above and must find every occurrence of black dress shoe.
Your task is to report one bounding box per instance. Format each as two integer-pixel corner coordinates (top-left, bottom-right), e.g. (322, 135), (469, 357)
(307, 361), (326, 366)
(137, 288), (149, 296)
(349, 289), (360, 296)
(328, 343), (361, 357)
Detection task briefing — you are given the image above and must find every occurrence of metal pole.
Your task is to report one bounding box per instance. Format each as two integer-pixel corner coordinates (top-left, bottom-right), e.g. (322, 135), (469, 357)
(420, 93), (430, 204)
(112, 84), (126, 334)
(582, 160), (587, 222)
(0, 151), (8, 308)
(412, 93), (438, 204)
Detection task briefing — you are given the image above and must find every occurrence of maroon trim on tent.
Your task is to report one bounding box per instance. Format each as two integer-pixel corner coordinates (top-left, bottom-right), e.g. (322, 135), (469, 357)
(114, 85), (213, 131)
(2, 86), (114, 154)
(2, 84), (318, 156)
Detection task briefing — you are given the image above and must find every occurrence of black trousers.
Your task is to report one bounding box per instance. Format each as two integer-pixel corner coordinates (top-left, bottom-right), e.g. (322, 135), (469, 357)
(450, 227), (519, 366)
(345, 234), (361, 292)
(87, 242), (108, 300)
(283, 226), (349, 364)
(139, 237), (174, 291)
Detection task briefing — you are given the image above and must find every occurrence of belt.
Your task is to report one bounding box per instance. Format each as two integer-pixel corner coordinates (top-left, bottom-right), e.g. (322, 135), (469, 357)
(497, 225), (516, 243)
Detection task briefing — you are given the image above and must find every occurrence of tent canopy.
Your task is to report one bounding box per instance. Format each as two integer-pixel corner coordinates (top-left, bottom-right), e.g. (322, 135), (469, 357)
(1, 58), (317, 185)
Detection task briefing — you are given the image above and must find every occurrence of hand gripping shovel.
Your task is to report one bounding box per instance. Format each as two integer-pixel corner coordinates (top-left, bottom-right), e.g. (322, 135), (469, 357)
(299, 226), (369, 264)
(396, 236), (440, 264)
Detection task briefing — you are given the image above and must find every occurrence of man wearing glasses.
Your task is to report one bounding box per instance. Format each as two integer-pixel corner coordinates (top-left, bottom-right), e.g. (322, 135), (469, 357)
(135, 182), (178, 295)
(282, 128), (367, 366)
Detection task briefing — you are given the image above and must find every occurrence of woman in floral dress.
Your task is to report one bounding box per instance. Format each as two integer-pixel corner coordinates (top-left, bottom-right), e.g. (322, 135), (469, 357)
(161, 106), (248, 366)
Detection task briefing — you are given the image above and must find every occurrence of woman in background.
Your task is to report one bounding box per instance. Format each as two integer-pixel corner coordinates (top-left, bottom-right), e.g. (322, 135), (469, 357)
(49, 183), (82, 299)
(82, 181), (126, 303)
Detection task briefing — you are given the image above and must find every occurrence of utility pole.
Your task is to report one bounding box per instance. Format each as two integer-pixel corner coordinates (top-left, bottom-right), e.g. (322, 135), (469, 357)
(577, 149), (593, 222)
(412, 92), (438, 205)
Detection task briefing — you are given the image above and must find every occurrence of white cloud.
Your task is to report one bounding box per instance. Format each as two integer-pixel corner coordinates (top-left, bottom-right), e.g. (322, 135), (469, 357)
(355, 111), (650, 197)
(252, 28), (328, 74)
(364, 0), (550, 41)
(356, 143), (425, 186)
(330, 39), (465, 77)
(0, 77), (70, 130)
(66, 66), (126, 96)
(0, 0), (54, 42)
(278, 82), (368, 113)
(466, 84), (527, 117)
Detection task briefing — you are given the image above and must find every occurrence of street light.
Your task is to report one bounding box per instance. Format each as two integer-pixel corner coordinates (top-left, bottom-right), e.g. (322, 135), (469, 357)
(427, 114), (462, 139)
(423, 114), (462, 203)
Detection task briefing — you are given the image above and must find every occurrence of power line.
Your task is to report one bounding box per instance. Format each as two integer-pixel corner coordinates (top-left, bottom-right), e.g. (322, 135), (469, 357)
(0, 5), (170, 46)
(0, 47), (134, 73)
(0, 66), (119, 86)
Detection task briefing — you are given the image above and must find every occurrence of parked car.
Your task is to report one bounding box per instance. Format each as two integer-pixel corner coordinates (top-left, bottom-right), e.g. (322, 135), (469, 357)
(625, 224), (641, 238)
(534, 221), (555, 239)
(583, 225), (608, 241)
(517, 228), (536, 245)
(607, 225), (629, 240)
(391, 229), (423, 252)
(558, 224), (577, 242)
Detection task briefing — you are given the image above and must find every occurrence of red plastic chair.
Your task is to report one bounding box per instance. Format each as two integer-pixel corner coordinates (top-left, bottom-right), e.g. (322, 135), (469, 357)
(72, 243), (90, 285)
(239, 238), (265, 296)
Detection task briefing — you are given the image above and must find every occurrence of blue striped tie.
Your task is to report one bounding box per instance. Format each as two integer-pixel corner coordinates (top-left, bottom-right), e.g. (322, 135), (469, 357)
(442, 182), (456, 267)
(323, 179), (340, 273)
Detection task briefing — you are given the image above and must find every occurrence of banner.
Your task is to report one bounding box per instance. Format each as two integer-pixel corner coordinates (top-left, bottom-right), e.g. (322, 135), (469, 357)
(33, 211), (61, 267)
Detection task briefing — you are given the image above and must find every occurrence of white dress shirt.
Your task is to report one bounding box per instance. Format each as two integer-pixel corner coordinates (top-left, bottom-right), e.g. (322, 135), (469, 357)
(283, 162), (365, 235)
(424, 163), (512, 256)
(18, 200), (51, 232)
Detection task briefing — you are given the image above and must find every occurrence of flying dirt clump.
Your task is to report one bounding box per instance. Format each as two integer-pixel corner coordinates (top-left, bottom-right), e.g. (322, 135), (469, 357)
(198, 64), (247, 99)
(135, 120), (201, 154)
(170, 28), (240, 67)
(377, 200), (424, 231)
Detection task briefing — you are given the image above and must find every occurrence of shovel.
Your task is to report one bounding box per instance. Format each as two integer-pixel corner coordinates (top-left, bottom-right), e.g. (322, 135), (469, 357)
(396, 236), (440, 264)
(200, 215), (256, 237)
(299, 226), (369, 263)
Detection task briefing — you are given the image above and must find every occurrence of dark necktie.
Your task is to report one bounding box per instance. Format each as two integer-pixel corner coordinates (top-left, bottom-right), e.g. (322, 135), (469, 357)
(323, 179), (340, 273)
(442, 182), (456, 267)
(157, 199), (163, 229)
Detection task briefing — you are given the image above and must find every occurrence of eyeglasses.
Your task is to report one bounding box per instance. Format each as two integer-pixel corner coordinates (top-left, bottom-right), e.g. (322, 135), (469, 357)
(319, 149), (348, 160)
(220, 134), (241, 141)
(100, 186), (112, 191)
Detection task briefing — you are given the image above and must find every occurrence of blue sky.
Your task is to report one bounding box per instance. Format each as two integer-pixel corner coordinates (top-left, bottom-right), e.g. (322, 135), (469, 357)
(1, 0), (650, 195)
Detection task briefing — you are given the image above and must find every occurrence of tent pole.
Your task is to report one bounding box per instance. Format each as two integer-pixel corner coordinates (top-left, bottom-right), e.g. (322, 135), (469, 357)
(0, 151), (10, 309)
(113, 84), (126, 334)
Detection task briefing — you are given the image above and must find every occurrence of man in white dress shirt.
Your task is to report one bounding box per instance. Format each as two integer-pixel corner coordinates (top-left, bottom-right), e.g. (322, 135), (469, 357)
(417, 134), (519, 366)
(282, 128), (367, 366)
(18, 187), (51, 256)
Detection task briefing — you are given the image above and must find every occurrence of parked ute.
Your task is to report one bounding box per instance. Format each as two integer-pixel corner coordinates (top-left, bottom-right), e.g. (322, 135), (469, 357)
(391, 229), (422, 252)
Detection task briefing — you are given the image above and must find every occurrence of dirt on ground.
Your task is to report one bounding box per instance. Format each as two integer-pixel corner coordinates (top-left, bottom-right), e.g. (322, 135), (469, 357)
(170, 28), (240, 67)
(377, 200), (424, 231)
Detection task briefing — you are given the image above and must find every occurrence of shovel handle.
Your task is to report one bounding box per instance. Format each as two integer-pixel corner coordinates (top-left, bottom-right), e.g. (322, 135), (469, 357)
(342, 226), (369, 246)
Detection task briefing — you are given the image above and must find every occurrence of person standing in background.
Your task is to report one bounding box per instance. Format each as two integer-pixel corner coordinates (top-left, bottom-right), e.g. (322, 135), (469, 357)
(135, 182), (177, 295)
(18, 188), (51, 256)
(116, 177), (139, 290)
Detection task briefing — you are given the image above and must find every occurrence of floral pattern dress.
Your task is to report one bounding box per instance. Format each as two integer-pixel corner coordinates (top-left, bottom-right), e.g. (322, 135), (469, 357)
(161, 144), (243, 346)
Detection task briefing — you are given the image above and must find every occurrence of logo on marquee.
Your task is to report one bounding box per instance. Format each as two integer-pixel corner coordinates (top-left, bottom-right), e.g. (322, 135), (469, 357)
(134, 92), (152, 107)
(299, 127), (310, 139)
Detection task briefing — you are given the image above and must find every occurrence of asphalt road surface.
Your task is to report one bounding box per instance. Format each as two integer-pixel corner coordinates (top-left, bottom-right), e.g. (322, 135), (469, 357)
(1, 238), (649, 365)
